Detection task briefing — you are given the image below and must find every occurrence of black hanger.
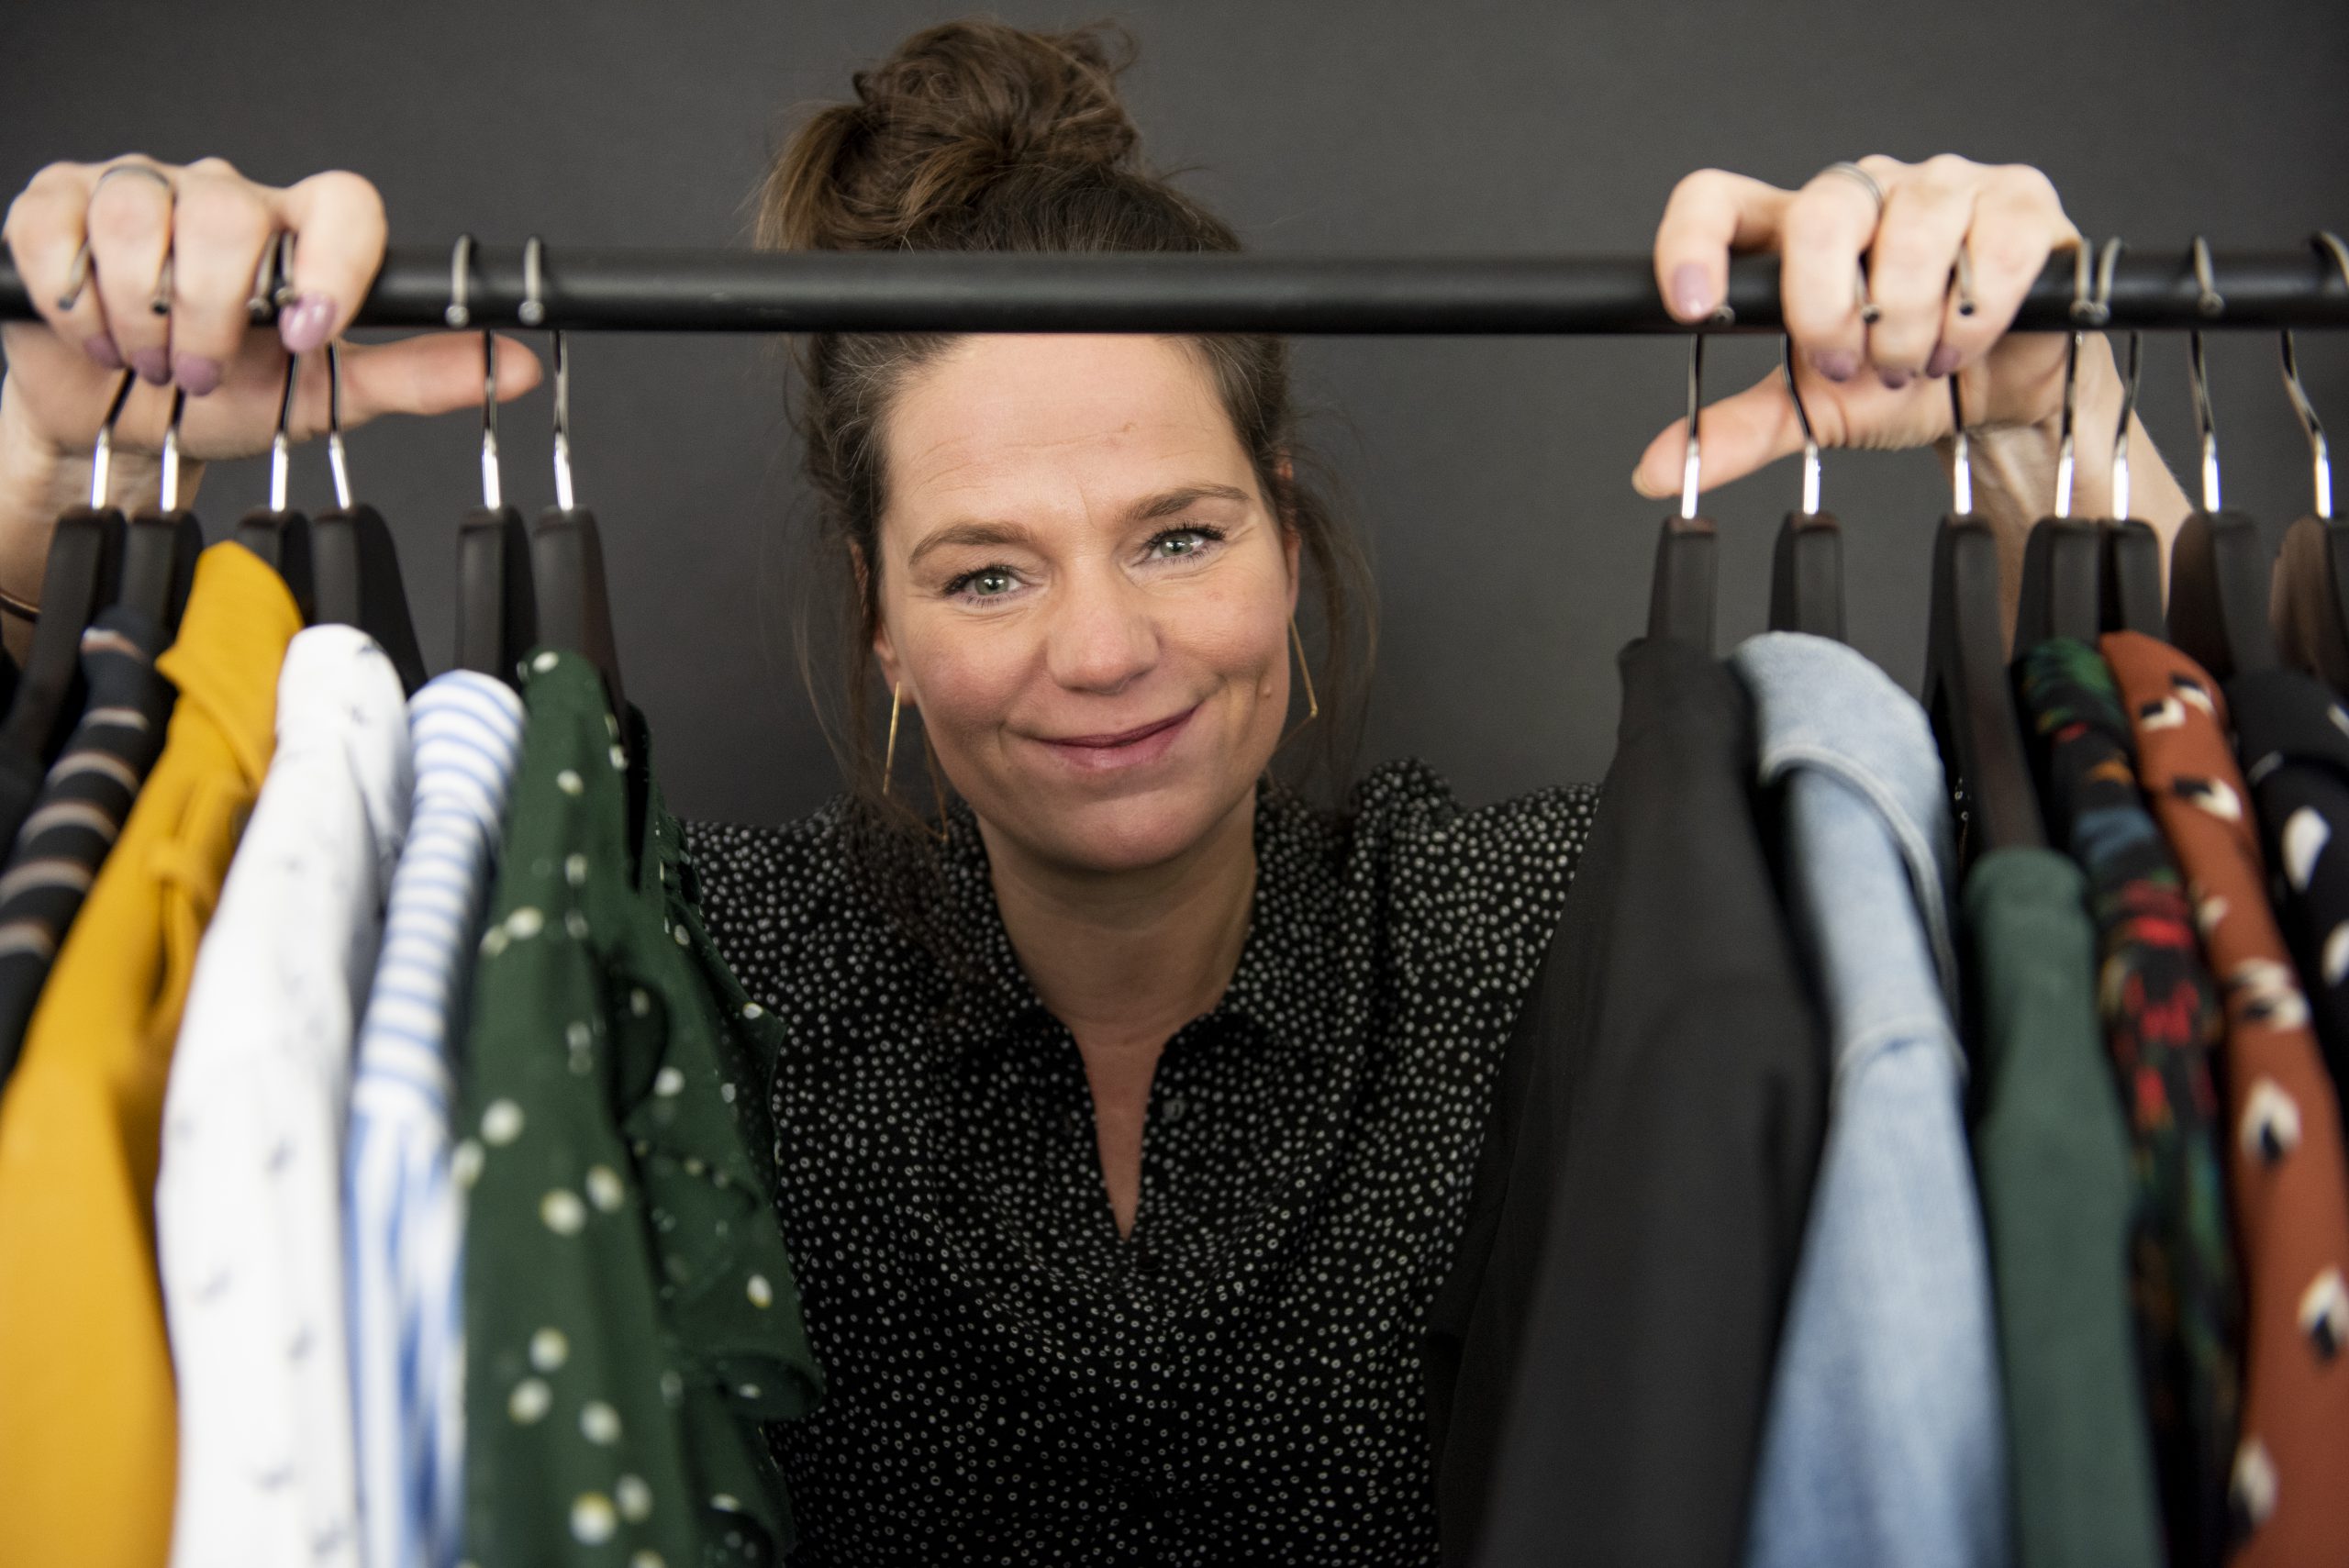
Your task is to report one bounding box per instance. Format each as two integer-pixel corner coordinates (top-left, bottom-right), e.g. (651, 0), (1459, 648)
(0, 373), (133, 765)
(2099, 327), (2166, 637)
(450, 318), (538, 685)
(2013, 255), (2113, 652)
(530, 327), (625, 714)
(232, 353), (316, 621)
(2271, 237), (2349, 688)
(113, 387), (202, 639)
(1922, 382), (2045, 854)
(2166, 300), (2277, 681)
(1765, 340), (1845, 639)
(1647, 335), (1718, 651)
(306, 346), (428, 695)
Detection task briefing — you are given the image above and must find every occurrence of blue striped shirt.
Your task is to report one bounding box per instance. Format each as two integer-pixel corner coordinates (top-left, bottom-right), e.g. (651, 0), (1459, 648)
(345, 672), (525, 1568)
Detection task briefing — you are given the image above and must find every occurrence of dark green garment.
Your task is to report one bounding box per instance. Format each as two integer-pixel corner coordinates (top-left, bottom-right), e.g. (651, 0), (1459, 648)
(461, 650), (822, 1567)
(1965, 847), (2162, 1568)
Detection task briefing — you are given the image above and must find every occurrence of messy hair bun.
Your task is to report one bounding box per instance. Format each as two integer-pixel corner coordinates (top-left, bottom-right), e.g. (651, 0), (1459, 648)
(754, 17), (1371, 855)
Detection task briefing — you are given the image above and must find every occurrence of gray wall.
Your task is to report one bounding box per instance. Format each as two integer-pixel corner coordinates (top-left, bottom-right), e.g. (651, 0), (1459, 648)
(5, 0), (2346, 824)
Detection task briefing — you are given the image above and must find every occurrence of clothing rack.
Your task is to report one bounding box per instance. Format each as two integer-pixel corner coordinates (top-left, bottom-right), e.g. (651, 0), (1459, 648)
(4, 244), (2349, 334)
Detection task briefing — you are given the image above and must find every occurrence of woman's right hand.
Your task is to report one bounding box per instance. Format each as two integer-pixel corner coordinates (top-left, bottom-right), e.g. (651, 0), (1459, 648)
(0, 152), (540, 517)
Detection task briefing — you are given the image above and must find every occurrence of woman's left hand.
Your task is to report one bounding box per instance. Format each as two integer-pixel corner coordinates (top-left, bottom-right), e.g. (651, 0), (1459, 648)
(1631, 153), (2085, 501)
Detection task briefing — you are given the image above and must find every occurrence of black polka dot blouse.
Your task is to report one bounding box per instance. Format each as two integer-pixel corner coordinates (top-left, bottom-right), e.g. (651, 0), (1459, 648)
(681, 760), (1598, 1566)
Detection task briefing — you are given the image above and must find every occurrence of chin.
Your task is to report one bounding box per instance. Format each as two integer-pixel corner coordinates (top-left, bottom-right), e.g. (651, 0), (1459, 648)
(1002, 778), (1251, 877)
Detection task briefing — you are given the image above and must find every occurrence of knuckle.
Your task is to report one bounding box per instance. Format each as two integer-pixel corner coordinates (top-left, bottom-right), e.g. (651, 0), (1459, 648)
(183, 155), (240, 180)
(1782, 194), (1854, 250)
(309, 169), (388, 220)
(1667, 167), (1732, 209)
(1921, 151), (1976, 182)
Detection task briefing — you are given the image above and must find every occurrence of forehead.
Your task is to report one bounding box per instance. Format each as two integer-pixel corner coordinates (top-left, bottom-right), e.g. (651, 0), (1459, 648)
(882, 335), (1248, 518)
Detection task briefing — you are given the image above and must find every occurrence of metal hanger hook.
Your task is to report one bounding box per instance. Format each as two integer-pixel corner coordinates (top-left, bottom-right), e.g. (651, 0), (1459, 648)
(2287, 231), (2349, 521)
(1779, 336), (1820, 517)
(268, 349), (299, 514)
(529, 237), (575, 510)
(159, 385), (189, 512)
(2110, 329), (2143, 521)
(2053, 242), (2099, 518)
(2192, 235), (2225, 318)
(88, 369), (138, 508)
(325, 340), (352, 510)
(480, 328), (502, 511)
(1679, 333), (1704, 521)
(447, 233), (475, 328)
(1949, 374), (1973, 516)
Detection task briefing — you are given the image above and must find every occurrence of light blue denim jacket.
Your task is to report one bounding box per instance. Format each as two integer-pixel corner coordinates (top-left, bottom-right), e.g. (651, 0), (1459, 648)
(1732, 633), (2010, 1568)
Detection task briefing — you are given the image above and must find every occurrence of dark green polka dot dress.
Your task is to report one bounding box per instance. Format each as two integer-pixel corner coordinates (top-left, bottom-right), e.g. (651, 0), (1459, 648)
(460, 651), (823, 1568)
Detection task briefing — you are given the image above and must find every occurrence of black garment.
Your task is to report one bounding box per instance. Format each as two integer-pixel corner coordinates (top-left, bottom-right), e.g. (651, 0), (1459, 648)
(683, 762), (1598, 1567)
(0, 608), (170, 1084)
(1425, 638), (1828, 1568)
(2230, 665), (2349, 1129)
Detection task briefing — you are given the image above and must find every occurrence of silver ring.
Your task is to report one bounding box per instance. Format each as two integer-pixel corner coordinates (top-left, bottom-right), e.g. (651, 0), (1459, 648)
(1819, 160), (1886, 219)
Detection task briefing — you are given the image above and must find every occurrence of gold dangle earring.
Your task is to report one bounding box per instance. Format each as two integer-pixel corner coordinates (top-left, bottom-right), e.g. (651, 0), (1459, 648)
(1276, 615), (1320, 751)
(882, 683), (904, 797)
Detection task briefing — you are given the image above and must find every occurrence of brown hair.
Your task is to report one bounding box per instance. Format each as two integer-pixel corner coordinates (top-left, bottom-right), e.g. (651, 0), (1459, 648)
(751, 17), (1374, 845)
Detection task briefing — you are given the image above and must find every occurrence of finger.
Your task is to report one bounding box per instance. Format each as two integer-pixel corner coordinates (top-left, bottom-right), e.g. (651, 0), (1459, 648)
(330, 331), (542, 431)
(1632, 367), (1829, 501)
(2, 162), (123, 370)
(83, 158), (179, 386)
(162, 160), (273, 397)
(1780, 160), (1890, 384)
(268, 170), (387, 353)
(1949, 164), (2077, 351)
(1652, 168), (1795, 322)
(1865, 155), (1978, 384)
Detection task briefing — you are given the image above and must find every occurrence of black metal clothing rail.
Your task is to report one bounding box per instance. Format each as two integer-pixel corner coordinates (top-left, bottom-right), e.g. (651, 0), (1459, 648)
(2, 246), (2347, 334)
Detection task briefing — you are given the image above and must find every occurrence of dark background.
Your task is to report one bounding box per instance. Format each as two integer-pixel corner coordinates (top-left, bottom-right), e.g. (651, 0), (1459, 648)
(5, 0), (2346, 824)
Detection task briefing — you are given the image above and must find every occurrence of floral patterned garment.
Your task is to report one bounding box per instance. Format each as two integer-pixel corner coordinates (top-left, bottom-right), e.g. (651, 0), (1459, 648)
(2104, 631), (2349, 1568)
(2015, 636), (2240, 1568)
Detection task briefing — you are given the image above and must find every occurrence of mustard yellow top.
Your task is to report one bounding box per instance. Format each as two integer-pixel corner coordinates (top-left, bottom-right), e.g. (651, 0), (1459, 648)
(0, 542), (299, 1568)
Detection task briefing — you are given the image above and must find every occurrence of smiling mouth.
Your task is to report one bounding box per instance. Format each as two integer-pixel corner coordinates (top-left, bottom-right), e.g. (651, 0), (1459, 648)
(1042, 706), (1198, 750)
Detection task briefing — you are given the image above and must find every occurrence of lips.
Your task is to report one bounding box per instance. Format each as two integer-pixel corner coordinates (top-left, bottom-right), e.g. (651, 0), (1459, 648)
(1031, 704), (1199, 772)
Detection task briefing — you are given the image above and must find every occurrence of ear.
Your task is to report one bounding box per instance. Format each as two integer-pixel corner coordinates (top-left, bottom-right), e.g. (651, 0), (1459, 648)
(853, 540), (907, 697)
(1275, 453), (1303, 615)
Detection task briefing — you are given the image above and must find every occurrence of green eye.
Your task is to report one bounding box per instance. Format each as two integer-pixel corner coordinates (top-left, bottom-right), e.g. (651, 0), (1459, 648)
(971, 569), (1014, 595)
(1150, 527), (1220, 560)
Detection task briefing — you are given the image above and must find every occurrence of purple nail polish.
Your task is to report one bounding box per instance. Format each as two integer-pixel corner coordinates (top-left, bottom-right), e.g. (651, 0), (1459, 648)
(173, 353), (222, 396)
(1878, 367), (1913, 391)
(130, 347), (170, 385)
(1669, 262), (1713, 321)
(83, 334), (123, 371)
(1925, 344), (1962, 378)
(280, 293), (335, 353)
(1812, 349), (1858, 383)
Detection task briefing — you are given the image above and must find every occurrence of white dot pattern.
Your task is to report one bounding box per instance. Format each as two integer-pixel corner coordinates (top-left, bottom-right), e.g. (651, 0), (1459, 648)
(683, 761), (1596, 1564)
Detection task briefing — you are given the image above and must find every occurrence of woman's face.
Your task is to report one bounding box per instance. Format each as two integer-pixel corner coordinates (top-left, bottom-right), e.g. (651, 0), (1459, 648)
(872, 334), (1299, 877)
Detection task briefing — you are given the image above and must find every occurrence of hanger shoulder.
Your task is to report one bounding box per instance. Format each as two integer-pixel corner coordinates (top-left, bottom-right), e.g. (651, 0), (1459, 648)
(2100, 519), (2167, 638)
(2274, 512), (2349, 693)
(1926, 512), (2045, 854)
(313, 505), (428, 696)
(2014, 516), (2104, 651)
(0, 506), (125, 761)
(234, 507), (316, 624)
(531, 506), (624, 717)
(116, 508), (203, 638)
(2169, 507), (2277, 681)
(1647, 513), (1717, 653)
(456, 506), (538, 687)
(1768, 510), (1845, 640)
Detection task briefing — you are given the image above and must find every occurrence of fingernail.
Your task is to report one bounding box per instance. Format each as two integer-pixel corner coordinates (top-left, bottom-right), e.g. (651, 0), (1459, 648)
(279, 293), (335, 353)
(1669, 263), (1713, 321)
(130, 347), (170, 385)
(173, 353), (222, 396)
(83, 334), (123, 371)
(1925, 344), (1961, 378)
(1811, 349), (1858, 383)
(1878, 367), (1912, 391)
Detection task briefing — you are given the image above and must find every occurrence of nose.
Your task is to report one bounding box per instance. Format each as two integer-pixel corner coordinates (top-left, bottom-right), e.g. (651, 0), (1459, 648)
(1044, 566), (1159, 695)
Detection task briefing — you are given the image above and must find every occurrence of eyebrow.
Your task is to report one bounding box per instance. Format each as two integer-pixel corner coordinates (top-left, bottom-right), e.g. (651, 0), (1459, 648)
(906, 483), (1252, 571)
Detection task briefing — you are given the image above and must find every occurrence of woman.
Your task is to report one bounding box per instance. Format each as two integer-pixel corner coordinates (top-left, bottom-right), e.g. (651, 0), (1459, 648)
(0, 17), (2188, 1564)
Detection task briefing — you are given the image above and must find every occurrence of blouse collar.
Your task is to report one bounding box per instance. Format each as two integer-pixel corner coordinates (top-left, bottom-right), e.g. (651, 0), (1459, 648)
(930, 777), (1348, 1058)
